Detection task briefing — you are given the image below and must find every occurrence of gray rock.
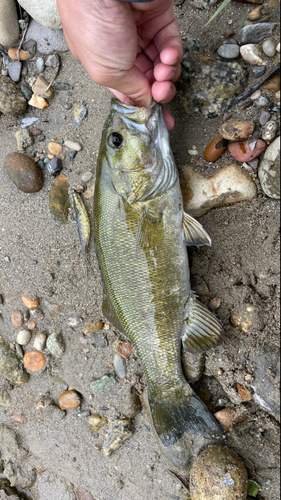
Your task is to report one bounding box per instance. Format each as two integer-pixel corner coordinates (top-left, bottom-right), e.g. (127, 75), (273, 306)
(113, 353), (127, 379)
(0, 77), (27, 116)
(45, 54), (59, 67)
(262, 39), (277, 57)
(90, 374), (116, 394)
(4, 462), (36, 489)
(46, 331), (65, 358)
(250, 344), (280, 420)
(262, 120), (278, 141)
(258, 136), (280, 199)
(237, 23), (277, 45)
(0, 424), (29, 462)
(0, 389), (11, 406)
(252, 65), (266, 78)
(259, 111), (271, 126)
(0, 0), (19, 46)
(15, 128), (34, 150)
(103, 419), (134, 457)
(0, 313), (5, 332)
(46, 157), (63, 176)
(17, 0), (62, 29)
(36, 57), (45, 73)
(73, 101), (88, 127)
(21, 117), (39, 128)
(81, 171), (93, 183)
(189, 0), (219, 9)
(255, 96), (269, 107)
(177, 60), (248, 118)
(217, 44), (240, 59)
(25, 20), (68, 54)
(0, 337), (29, 384)
(20, 83), (33, 101)
(8, 61), (22, 83)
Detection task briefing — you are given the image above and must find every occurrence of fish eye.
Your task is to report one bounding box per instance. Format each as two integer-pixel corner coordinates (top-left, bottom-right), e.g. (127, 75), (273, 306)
(109, 132), (123, 149)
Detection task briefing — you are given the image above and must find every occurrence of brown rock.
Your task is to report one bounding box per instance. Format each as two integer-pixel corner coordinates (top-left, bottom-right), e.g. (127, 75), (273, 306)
(28, 93), (49, 109)
(48, 142), (63, 155)
(4, 153), (44, 193)
(204, 133), (228, 162)
(49, 174), (70, 224)
(86, 320), (104, 332)
(115, 342), (133, 358)
(32, 75), (54, 99)
(8, 47), (32, 60)
(219, 120), (255, 141)
(26, 320), (36, 330)
(31, 128), (42, 137)
(10, 409), (28, 424)
(237, 383), (252, 401)
(248, 4), (264, 20)
(58, 389), (81, 409)
(11, 310), (24, 327)
(214, 408), (236, 432)
(21, 295), (40, 308)
(23, 351), (46, 372)
(75, 487), (95, 500)
(262, 74), (280, 92)
(224, 28), (234, 39)
(0, 76), (27, 116)
(227, 139), (266, 162)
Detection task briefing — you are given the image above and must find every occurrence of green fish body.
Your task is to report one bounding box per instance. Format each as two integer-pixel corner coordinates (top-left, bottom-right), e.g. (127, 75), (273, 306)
(94, 99), (225, 452)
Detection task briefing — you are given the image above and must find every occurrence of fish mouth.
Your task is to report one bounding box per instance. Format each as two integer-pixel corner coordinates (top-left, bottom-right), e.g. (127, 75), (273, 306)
(111, 98), (159, 136)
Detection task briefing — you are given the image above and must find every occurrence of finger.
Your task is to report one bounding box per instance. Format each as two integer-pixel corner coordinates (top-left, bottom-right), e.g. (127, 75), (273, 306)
(154, 62), (181, 83)
(107, 88), (134, 105)
(152, 80), (176, 104)
(135, 52), (155, 84)
(154, 20), (183, 65)
(162, 106), (175, 131)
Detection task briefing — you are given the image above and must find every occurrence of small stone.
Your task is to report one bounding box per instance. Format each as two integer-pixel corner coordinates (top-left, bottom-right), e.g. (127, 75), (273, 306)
(35, 395), (54, 411)
(58, 389), (81, 409)
(26, 320), (36, 330)
(237, 23), (277, 45)
(0, 77), (27, 116)
(48, 142), (63, 155)
(60, 99), (72, 110)
(11, 310), (24, 327)
(20, 83), (33, 101)
(250, 89), (261, 100)
(217, 44), (240, 59)
(0, 313), (5, 332)
(48, 154), (55, 160)
(219, 120), (255, 141)
(113, 353), (127, 379)
(69, 151), (77, 159)
(73, 102), (88, 127)
(277, 42), (280, 53)
(8, 61), (22, 83)
(188, 146), (199, 156)
(32, 75), (54, 99)
(115, 342), (133, 358)
(240, 44), (265, 65)
(86, 320), (103, 332)
(10, 410), (28, 424)
(262, 39), (277, 57)
(103, 419), (134, 457)
(21, 117), (39, 128)
(31, 128), (42, 137)
(262, 120), (278, 141)
(237, 383), (252, 402)
(45, 54), (58, 67)
(213, 408), (236, 432)
(276, 90), (280, 100)
(262, 74), (280, 92)
(0, 389), (11, 407)
(227, 139), (266, 162)
(67, 316), (82, 327)
(182, 351), (204, 383)
(0, 337), (29, 384)
(16, 128), (34, 150)
(36, 57), (45, 73)
(53, 81), (73, 91)
(246, 158), (259, 170)
(1, 68), (9, 76)
(8, 47), (32, 60)
(33, 331), (47, 351)
(258, 136), (280, 198)
(204, 133), (228, 162)
(250, 344), (280, 419)
(84, 184), (95, 199)
(209, 297), (222, 311)
(239, 100), (253, 111)
(21, 295), (40, 308)
(46, 331), (65, 358)
(23, 350), (46, 372)
(224, 28), (234, 39)
(88, 413), (108, 432)
(16, 343), (24, 358)
(28, 94), (49, 109)
(75, 487), (95, 500)
(231, 303), (259, 333)
(81, 171), (93, 183)
(189, 0), (219, 8)
(46, 157), (63, 176)
(252, 65), (266, 77)
(64, 139), (82, 151)
(90, 374), (116, 394)
(16, 330), (32, 346)
(248, 5), (264, 20)
(49, 174), (70, 223)
(255, 96), (269, 107)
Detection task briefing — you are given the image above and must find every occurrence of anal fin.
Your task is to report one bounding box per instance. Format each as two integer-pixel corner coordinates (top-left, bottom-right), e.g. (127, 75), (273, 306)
(182, 212), (211, 247)
(182, 292), (224, 353)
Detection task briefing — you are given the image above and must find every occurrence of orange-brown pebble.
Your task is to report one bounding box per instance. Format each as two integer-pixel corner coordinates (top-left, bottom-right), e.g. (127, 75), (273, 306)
(224, 28), (234, 39)
(10, 409), (28, 424)
(262, 74), (280, 92)
(214, 408), (236, 432)
(237, 383), (252, 402)
(23, 351), (46, 372)
(8, 47), (32, 60)
(21, 295), (40, 309)
(28, 94), (49, 110)
(86, 320), (104, 332)
(58, 389), (81, 410)
(26, 320), (36, 330)
(248, 4), (264, 20)
(11, 310), (24, 327)
(48, 142), (63, 155)
(115, 342), (133, 358)
(199, 56), (212, 62)
(47, 154), (55, 160)
(219, 120), (255, 141)
(36, 466), (45, 474)
(204, 133), (228, 162)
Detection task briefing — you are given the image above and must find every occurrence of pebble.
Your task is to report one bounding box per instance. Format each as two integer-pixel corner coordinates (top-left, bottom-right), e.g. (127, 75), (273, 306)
(115, 342), (133, 358)
(240, 44), (265, 65)
(25, 20), (68, 53)
(46, 331), (65, 358)
(35, 395), (54, 411)
(0, 313), (5, 332)
(213, 408), (235, 432)
(21, 295), (39, 309)
(49, 174), (70, 223)
(231, 303), (259, 333)
(58, 389), (81, 409)
(33, 331), (47, 351)
(90, 374), (116, 394)
(103, 419), (134, 457)
(26, 320), (36, 330)
(262, 39), (276, 58)
(84, 184), (95, 199)
(248, 4), (263, 20)
(32, 76), (54, 99)
(63, 139), (82, 152)
(46, 157), (63, 176)
(255, 96), (269, 107)
(3, 153), (44, 193)
(276, 90), (280, 101)
(16, 128), (34, 150)
(69, 151), (76, 159)
(217, 44), (240, 59)
(46, 54), (59, 67)
(20, 83), (33, 101)
(219, 120), (255, 141)
(0, 77), (27, 116)
(23, 350), (46, 372)
(277, 42), (280, 53)
(8, 47), (32, 61)
(1, 68), (8, 76)
(73, 102), (88, 127)
(36, 57), (45, 73)
(28, 94), (49, 110)
(21, 117), (39, 128)
(0, 388), (11, 407)
(10, 409), (28, 424)
(31, 128), (42, 137)
(67, 316), (82, 327)
(204, 133), (228, 162)
(259, 111), (271, 125)
(180, 164), (257, 217)
(228, 139), (266, 162)
(252, 65), (266, 78)
(188, 146), (199, 156)
(0, 336), (29, 384)
(237, 22), (277, 45)
(0, 0), (20, 46)
(89, 413), (108, 432)
(113, 353), (127, 379)
(262, 120), (278, 141)
(189, 446), (248, 500)
(53, 81), (73, 91)
(81, 171), (93, 183)
(48, 142), (63, 155)
(262, 74), (280, 92)
(16, 330), (32, 346)
(224, 29), (234, 39)
(8, 61), (22, 83)
(86, 320), (103, 332)
(258, 136), (280, 198)
(237, 383), (252, 402)
(250, 89), (261, 100)
(11, 310), (24, 327)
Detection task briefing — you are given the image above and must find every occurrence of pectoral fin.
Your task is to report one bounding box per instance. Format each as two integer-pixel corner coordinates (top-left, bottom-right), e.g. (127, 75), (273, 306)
(182, 212), (211, 247)
(182, 292), (224, 353)
(102, 294), (125, 334)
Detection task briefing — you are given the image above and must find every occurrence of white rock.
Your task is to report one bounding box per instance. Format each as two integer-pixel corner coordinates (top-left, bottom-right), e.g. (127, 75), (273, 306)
(113, 353), (127, 379)
(250, 89), (261, 100)
(63, 140), (82, 151)
(33, 331), (47, 351)
(262, 120), (278, 141)
(240, 44), (265, 66)
(258, 136), (280, 199)
(277, 42), (280, 53)
(262, 39), (276, 57)
(16, 330), (32, 346)
(275, 91), (280, 101)
(81, 171), (93, 183)
(17, 0), (62, 29)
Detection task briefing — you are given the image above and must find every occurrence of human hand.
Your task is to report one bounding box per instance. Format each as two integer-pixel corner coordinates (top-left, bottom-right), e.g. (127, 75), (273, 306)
(56, 0), (183, 129)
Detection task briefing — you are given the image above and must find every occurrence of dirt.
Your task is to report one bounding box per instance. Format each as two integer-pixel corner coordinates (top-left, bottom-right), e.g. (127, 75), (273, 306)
(0, 1), (280, 499)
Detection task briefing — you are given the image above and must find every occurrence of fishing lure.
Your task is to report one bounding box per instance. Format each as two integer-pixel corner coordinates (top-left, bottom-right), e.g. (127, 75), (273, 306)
(69, 188), (90, 256)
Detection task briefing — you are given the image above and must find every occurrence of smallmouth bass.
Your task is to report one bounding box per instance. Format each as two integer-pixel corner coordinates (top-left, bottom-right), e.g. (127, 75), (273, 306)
(93, 99), (225, 456)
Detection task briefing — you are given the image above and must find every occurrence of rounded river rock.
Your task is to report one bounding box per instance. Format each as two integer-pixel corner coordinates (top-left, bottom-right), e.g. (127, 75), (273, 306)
(0, 76), (27, 116)
(4, 153), (43, 193)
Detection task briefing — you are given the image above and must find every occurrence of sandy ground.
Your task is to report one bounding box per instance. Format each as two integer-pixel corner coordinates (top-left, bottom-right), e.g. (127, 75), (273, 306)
(0, 1), (280, 499)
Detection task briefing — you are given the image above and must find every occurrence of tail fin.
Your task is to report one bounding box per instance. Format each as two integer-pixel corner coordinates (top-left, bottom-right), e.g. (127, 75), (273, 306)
(149, 389), (226, 447)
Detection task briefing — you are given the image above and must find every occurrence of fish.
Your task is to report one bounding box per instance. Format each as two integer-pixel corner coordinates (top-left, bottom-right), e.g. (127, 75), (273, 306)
(93, 99), (226, 451)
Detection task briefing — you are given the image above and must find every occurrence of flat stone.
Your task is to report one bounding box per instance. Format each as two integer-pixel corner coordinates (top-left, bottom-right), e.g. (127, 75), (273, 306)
(46, 331), (65, 358)
(16, 128), (34, 150)
(262, 74), (280, 92)
(58, 390), (81, 409)
(250, 345), (280, 420)
(32, 75), (54, 99)
(217, 44), (240, 59)
(262, 39), (277, 57)
(4, 153), (43, 193)
(237, 23), (277, 45)
(227, 139), (266, 162)
(252, 65), (266, 78)
(73, 102), (88, 127)
(255, 96), (269, 107)
(0, 77), (27, 116)
(240, 44), (265, 66)
(17, 0), (62, 29)
(180, 164), (257, 217)
(36, 57), (45, 73)
(113, 353), (127, 379)
(28, 93), (49, 109)
(90, 374), (116, 394)
(262, 120), (278, 141)
(8, 61), (22, 83)
(45, 54), (59, 67)
(25, 20), (68, 54)
(250, 89), (261, 100)
(21, 117), (39, 128)
(259, 111), (271, 125)
(258, 136), (280, 199)
(0, 0), (19, 46)
(64, 140), (82, 151)
(0, 336), (29, 384)
(49, 174), (70, 223)
(219, 120), (255, 140)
